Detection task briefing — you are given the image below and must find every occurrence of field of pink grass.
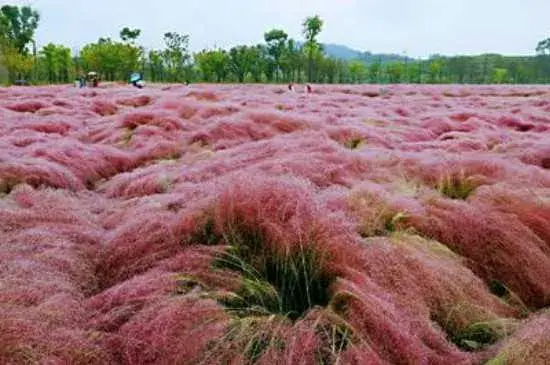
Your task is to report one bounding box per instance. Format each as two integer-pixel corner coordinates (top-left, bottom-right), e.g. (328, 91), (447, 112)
(0, 82), (549, 365)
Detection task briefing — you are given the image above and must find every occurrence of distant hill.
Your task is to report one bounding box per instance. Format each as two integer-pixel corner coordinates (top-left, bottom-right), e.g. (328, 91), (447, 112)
(320, 43), (416, 64)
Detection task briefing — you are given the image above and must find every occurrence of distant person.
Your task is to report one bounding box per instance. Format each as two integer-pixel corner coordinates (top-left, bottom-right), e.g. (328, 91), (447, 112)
(306, 84), (312, 94)
(130, 72), (144, 88)
(288, 83), (295, 92)
(87, 72), (99, 87)
(79, 75), (87, 88)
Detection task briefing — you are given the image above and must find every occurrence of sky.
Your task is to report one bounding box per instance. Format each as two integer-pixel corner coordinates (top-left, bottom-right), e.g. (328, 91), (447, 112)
(8, 0), (550, 58)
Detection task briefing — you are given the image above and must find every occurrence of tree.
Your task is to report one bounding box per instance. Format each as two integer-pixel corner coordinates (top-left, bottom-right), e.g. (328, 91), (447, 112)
(302, 15), (324, 82)
(0, 5), (39, 55)
(264, 29), (288, 82)
(162, 32), (191, 82)
(428, 59), (443, 83)
(536, 38), (550, 55)
(348, 60), (366, 83)
(279, 38), (301, 82)
(148, 50), (165, 82)
(120, 27), (141, 44)
(229, 45), (258, 82)
(367, 60), (382, 83)
(80, 38), (141, 81)
(195, 49), (230, 82)
(39, 43), (72, 83)
(0, 45), (33, 82)
(492, 68), (509, 84)
(387, 62), (405, 83)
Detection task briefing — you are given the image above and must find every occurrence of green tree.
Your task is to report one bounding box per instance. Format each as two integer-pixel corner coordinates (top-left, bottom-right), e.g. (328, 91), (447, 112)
(367, 60), (382, 83)
(162, 32), (191, 82)
(302, 15), (323, 82)
(536, 38), (550, 55)
(228, 45), (258, 82)
(492, 68), (509, 84)
(148, 50), (165, 82)
(0, 5), (39, 54)
(348, 60), (366, 83)
(80, 38), (141, 81)
(195, 49), (230, 82)
(0, 45), (33, 82)
(39, 43), (72, 83)
(428, 59), (443, 83)
(264, 29), (288, 82)
(387, 62), (405, 83)
(120, 27), (141, 44)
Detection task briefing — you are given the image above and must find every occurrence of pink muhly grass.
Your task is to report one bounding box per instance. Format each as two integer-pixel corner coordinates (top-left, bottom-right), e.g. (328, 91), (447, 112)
(5, 100), (47, 113)
(186, 90), (220, 101)
(85, 269), (181, 332)
(407, 197), (550, 309)
(0, 158), (83, 193)
(121, 111), (184, 131)
(472, 186), (550, 249)
(91, 100), (119, 116)
(116, 95), (153, 108)
(15, 120), (73, 135)
(114, 297), (228, 365)
(99, 164), (177, 199)
(96, 212), (181, 289)
(0, 311), (113, 365)
(485, 310), (550, 365)
(2, 84), (550, 364)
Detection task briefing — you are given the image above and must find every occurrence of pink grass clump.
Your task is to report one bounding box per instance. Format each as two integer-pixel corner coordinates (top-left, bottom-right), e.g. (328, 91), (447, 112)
(486, 310), (550, 365)
(121, 111), (184, 131)
(116, 95), (153, 108)
(91, 100), (119, 116)
(5, 100), (47, 113)
(407, 197), (550, 308)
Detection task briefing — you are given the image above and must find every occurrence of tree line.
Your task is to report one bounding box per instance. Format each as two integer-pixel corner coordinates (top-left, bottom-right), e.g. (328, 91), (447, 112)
(2, 4), (550, 85)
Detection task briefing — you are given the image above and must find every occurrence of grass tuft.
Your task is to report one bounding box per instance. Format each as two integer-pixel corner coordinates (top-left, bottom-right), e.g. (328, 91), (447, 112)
(344, 137), (364, 150)
(214, 223), (334, 321)
(436, 170), (479, 200)
(451, 320), (517, 351)
(0, 177), (20, 195)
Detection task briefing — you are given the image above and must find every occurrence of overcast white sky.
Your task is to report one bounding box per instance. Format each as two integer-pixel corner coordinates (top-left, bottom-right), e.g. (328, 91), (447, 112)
(8, 0), (550, 58)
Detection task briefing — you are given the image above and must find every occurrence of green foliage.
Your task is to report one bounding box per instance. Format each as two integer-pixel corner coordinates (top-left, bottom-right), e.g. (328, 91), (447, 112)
(0, 5), (39, 54)
(80, 38), (142, 81)
(303, 15), (324, 82)
(436, 171), (479, 200)
(492, 67), (509, 84)
(536, 38), (550, 55)
(214, 223), (334, 321)
(38, 43), (72, 83)
(188, 217), (221, 246)
(348, 60), (366, 83)
(120, 27), (141, 43)
(264, 29), (288, 82)
(229, 45), (260, 82)
(450, 320), (516, 351)
(195, 49), (230, 82)
(302, 15), (324, 45)
(386, 62), (405, 83)
(0, 43), (33, 82)
(162, 32), (191, 82)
